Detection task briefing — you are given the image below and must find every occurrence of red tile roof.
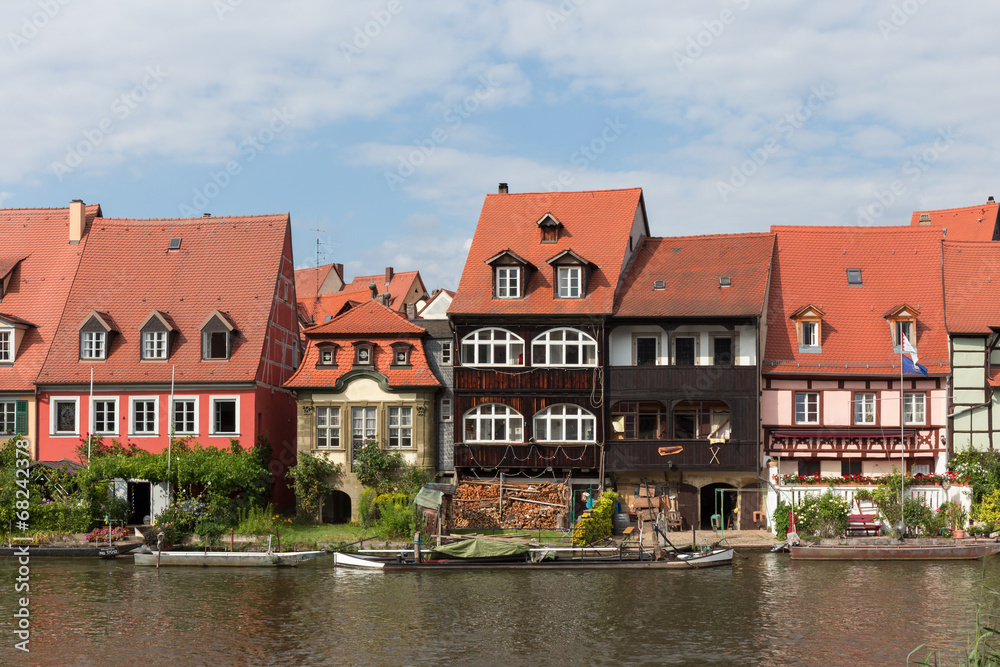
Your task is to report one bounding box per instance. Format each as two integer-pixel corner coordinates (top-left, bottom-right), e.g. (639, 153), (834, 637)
(449, 188), (646, 316)
(294, 262), (342, 297)
(943, 241), (1000, 334)
(910, 202), (999, 242)
(285, 299), (440, 389)
(343, 270), (425, 310)
(36, 214), (290, 386)
(764, 225), (948, 375)
(615, 233), (775, 317)
(0, 204), (101, 392)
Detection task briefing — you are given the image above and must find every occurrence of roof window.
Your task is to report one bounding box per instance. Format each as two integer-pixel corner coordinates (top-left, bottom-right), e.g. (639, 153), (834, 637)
(847, 269), (862, 285)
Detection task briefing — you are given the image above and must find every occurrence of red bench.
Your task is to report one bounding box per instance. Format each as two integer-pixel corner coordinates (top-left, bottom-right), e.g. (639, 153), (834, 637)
(847, 499), (881, 536)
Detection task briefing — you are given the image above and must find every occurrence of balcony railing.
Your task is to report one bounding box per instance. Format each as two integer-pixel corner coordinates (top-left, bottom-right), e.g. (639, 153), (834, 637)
(605, 439), (758, 471)
(455, 367), (595, 392)
(454, 442), (599, 470)
(609, 365), (757, 394)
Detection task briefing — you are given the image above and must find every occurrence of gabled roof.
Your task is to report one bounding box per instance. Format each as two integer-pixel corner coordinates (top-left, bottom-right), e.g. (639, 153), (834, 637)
(0, 255), (28, 281)
(450, 188), (646, 316)
(297, 269), (427, 323)
(943, 241), (1000, 334)
(790, 304), (825, 319)
(764, 225), (948, 375)
(306, 299), (426, 336)
(0, 204), (101, 391)
(416, 289), (454, 320)
(910, 201), (999, 242)
(36, 213), (290, 385)
(0, 313), (37, 329)
(285, 299), (439, 389)
(615, 233), (775, 318)
(546, 248), (592, 266)
(77, 310), (118, 333)
(294, 262), (344, 297)
(138, 310), (177, 332)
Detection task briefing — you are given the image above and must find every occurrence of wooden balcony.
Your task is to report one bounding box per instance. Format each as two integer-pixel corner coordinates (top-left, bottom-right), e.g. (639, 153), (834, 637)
(605, 439), (758, 472)
(454, 442), (599, 470)
(609, 365), (757, 396)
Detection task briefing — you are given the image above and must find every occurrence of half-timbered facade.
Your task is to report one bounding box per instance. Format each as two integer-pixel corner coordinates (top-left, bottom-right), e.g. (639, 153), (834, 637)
(607, 233), (775, 529)
(448, 186), (648, 496)
(762, 225), (950, 493)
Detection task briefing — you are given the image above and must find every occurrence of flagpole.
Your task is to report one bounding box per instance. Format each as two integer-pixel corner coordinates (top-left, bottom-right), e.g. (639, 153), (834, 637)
(900, 343), (905, 534)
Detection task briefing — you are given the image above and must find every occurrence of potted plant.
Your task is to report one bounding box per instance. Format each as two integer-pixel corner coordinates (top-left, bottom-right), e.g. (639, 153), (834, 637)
(943, 502), (968, 538)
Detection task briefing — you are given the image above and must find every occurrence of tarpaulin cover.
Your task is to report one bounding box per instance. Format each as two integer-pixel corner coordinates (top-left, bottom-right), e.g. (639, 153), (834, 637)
(413, 488), (444, 510)
(431, 538), (529, 559)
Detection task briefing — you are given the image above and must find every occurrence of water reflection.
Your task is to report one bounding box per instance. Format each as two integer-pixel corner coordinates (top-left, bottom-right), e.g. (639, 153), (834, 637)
(4, 553), (997, 665)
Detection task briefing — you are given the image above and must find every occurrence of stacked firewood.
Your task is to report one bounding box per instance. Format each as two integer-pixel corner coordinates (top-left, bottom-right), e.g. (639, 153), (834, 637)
(451, 479), (569, 530)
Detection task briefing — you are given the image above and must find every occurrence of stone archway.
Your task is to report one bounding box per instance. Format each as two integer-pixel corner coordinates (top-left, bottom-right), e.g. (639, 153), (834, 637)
(323, 490), (352, 524)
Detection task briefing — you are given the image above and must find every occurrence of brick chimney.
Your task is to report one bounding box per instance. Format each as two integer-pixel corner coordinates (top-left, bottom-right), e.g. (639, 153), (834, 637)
(385, 266), (394, 286)
(498, 183), (508, 194)
(69, 199), (85, 244)
(918, 213), (932, 225)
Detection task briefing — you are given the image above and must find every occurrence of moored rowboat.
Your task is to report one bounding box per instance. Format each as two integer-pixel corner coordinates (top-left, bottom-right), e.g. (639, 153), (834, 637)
(790, 542), (1000, 560)
(133, 550), (326, 567)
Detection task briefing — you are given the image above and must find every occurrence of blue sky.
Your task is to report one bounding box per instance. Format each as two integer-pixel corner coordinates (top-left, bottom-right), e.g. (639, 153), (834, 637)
(2, 0), (998, 291)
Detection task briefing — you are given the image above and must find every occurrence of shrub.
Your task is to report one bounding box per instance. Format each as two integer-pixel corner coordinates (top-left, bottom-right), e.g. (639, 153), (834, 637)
(236, 504), (277, 536)
(31, 500), (91, 534)
(358, 489), (378, 529)
(376, 499), (416, 538)
(573, 490), (617, 546)
(977, 489), (1000, 524)
(287, 451), (342, 522)
(795, 491), (850, 538)
(354, 441), (403, 492)
(773, 499), (794, 539)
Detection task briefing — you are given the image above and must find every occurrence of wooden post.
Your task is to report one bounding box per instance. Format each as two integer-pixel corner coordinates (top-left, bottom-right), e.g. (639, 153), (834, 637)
(499, 472), (503, 528)
(276, 527), (281, 554)
(230, 528), (234, 552)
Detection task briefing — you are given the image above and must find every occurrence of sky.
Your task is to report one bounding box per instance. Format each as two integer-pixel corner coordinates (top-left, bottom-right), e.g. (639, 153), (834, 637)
(2, 0), (998, 292)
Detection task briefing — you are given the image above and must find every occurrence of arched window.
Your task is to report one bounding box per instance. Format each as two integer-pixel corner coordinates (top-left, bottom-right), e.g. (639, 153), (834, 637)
(533, 404), (596, 442)
(460, 328), (524, 366)
(531, 328), (597, 367)
(610, 401), (667, 440)
(464, 404), (524, 442)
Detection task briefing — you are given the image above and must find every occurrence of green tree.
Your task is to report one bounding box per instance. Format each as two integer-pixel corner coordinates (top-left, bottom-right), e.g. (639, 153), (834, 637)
(287, 451), (342, 522)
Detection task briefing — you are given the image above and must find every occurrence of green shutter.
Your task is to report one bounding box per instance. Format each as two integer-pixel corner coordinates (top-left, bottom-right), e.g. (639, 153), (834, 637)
(15, 400), (27, 435)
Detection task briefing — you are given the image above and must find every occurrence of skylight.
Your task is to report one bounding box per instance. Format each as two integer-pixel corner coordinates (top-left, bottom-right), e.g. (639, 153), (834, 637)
(847, 269), (862, 285)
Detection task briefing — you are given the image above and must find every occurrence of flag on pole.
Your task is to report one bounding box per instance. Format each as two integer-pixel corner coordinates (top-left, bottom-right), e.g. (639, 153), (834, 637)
(900, 331), (928, 375)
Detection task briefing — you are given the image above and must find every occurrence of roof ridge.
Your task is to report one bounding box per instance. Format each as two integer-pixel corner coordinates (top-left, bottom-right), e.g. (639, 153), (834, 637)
(486, 187), (642, 197)
(771, 224), (942, 232)
(914, 202), (998, 215)
(98, 213), (289, 224)
(649, 232), (775, 242)
(0, 204), (100, 212)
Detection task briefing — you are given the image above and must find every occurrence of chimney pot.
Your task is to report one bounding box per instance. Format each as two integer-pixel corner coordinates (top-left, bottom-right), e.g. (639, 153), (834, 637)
(918, 213), (932, 225)
(203, 213), (211, 217)
(498, 183), (508, 194)
(989, 196), (995, 203)
(69, 199), (85, 244)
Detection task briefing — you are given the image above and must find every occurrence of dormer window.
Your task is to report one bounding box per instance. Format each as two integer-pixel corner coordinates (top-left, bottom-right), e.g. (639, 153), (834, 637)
(485, 249), (533, 300)
(353, 341), (374, 366)
(200, 310), (237, 360)
(884, 305), (919, 351)
(0, 315), (35, 364)
(536, 213), (564, 244)
(0, 330), (10, 362)
(78, 311), (117, 361)
(790, 305), (824, 353)
(547, 249), (592, 300)
(139, 310), (176, 361)
(316, 343), (338, 368)
(391, 342), (413, 367)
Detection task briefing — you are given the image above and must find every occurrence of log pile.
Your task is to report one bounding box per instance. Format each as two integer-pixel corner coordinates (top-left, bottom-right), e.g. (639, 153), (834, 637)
(451, 478), (569, 530)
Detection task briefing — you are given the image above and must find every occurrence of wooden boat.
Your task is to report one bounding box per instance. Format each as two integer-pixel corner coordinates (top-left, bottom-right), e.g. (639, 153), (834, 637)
(0, 542), (143, 558)
(790, 541), (1000, 561)
(333, 546), (733, 571)
(133, 549), (326, 567)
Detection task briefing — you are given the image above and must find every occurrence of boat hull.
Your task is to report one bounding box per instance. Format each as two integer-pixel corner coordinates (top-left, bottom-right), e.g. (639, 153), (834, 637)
(334, 548), (733, 571)
(790, 543), (1000, 560)
(0, 543), (142, 558)
(133, 550), (325, 567)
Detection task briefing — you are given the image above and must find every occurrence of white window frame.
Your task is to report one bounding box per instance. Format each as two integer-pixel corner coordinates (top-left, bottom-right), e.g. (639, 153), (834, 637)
(388, 406), (413, 449)
(0, 400), (16, 435)
(129, 396), (159, 436)
(794, 392), (819, 425)
(904, 392), (926, 425)
(210, 396), (240, 436)
(50, 396), (80, 436)
(464, 403), (524, 443)
(460, 328), (525, 367)
(202, 330), (229, 360)
(557, 266), (582, 298)
(532, 328), (598, 367)
(142, 331), (168, 360)
(441, 398), (453, 423)
(441, 341), (452, 366)
(0, 329), (13, 363)
(171, 396), (199, 436)
(352, 406), (377, 447)
(533, 404), (596, 443)
(81, 331), (106, 359)
(315, 405), (341, 449)
(853, 392), (876, 425)
(319, 348), (335, 365)
(496, 267), (521, 299)
(801, 321), (819, 347)
(90, 396), (120, 436)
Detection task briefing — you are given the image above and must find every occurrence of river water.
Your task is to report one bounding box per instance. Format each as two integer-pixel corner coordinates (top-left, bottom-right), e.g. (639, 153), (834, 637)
(2, 551), (997, 666)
